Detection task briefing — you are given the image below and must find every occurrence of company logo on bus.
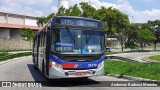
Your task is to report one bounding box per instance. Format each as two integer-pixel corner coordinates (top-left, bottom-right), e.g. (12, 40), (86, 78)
(74, 64), (80, 68)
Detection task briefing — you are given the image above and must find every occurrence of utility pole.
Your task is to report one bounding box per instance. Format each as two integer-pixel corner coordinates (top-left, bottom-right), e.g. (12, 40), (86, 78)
(131, 16), (134, 23)
(89, 0), (91, 5)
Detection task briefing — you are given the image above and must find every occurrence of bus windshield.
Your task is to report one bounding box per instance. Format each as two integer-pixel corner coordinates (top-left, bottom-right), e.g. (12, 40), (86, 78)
(51, 29), (104, 54)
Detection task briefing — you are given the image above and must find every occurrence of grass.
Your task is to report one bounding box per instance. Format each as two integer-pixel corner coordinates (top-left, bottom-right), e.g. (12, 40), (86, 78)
(104, 60), (160, 80)
(0, 49), (31, 52)
(0, 52), (9, 56)
(0, 53), (31, 62)
(149, 55), (160, 61)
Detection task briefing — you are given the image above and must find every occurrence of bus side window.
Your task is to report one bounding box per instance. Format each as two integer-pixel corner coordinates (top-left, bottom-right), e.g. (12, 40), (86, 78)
(51, 29), (55, 52)
(42, 30), (45, 47)
(40, 32), (42, 47)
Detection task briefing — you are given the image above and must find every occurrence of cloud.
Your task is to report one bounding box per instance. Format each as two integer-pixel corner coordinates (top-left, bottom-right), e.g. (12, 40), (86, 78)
(51, 5), (58, 14)
(0, 0), (160, 23)
(69, 0), (160, 23)
(114, 0), (160, 23)
(0, 2), (43, 17)
(0, 0), (53, 17)
(134, 9), (160, 23)
(0, 0), (52, 6)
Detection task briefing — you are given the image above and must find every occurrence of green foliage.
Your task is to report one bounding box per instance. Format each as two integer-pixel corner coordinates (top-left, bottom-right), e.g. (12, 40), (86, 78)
(66, 4), (82, 16)
(149, 55), (160, 61)
(0, 53), (31, 62)
(36, 3), (131, 51)
(106, 40), (113, 47)
(56, 6), (66, 16)
(0, 52), (9, 56)
(105, 60), (160, 80)
(20, 28), (35, 41)
(37, 3), (160, 51)
(125, 42), (137, 49)
(0, 50), (30, 52)
(37, 16), (46, 27)
(137, 28), (156, 50)
(37, 13), (55, 27)
(46, 13), (55, 22)
(80, 2), (96, 18)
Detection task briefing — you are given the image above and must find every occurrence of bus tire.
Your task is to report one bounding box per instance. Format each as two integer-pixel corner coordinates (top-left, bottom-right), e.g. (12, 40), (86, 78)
(42, 60), (45, 75)
(34, 65), (38, 70)
(77, 77), (88, 81)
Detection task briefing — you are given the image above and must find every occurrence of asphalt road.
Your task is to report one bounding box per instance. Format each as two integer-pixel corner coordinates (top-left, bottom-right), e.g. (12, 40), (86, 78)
(0, 56), (159, 90)
(108, 51), (160, 62)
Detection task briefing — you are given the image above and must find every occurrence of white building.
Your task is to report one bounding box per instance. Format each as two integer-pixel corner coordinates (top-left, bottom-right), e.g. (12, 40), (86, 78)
(0, 12), (39, 39)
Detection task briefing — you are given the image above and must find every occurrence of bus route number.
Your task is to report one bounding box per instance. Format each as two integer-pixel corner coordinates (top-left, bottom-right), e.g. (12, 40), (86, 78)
(88, 64), (97, 67)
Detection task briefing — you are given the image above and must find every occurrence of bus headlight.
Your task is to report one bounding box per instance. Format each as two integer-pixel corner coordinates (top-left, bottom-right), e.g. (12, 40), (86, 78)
(98, 61), (104, 69)
(49, 60), (63, 70)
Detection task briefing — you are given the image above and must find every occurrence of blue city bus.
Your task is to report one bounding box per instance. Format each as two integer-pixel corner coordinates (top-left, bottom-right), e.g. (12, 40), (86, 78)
(32, 16), (105, 79)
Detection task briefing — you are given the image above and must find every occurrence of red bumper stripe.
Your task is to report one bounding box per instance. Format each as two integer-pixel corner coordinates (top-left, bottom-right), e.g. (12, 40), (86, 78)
(61, 64), (75, 68)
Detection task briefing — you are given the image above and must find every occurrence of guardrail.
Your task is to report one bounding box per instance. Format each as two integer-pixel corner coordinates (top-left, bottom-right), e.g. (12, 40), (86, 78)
(105, 56), (139, 62)
(0, 52), (31, 61)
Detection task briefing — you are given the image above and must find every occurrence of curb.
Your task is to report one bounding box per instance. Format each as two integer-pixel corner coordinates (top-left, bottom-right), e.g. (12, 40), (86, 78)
(106, 74), (160, 85)
(141, 57), (160, 63)
(0, 52), (31, 61)
(0, 56), (31, 67)
(105, 56), (140, 63)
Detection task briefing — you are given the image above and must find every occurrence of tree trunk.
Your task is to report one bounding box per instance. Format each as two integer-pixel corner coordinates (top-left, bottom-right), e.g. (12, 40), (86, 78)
(121, 43), (124, 52)
(131, 47), (133, 51)
(154, 42), (156, 51)
(140, 43), (143, 51)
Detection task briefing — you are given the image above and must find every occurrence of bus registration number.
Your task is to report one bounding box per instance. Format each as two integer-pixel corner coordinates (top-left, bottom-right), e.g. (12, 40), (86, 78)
(76, 72), (86, 76)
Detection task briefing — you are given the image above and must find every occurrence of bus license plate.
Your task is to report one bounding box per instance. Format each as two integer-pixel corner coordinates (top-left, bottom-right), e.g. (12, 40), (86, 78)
(76, 72), (86, 76)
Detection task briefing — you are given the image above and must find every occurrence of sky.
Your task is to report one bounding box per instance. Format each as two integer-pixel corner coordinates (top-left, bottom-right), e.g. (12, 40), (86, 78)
(0, 0), (160, 23)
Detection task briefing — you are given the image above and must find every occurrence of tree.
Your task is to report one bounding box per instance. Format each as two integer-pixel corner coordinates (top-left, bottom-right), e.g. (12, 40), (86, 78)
(70, 4), (81, 16)
(95, 6), (130, 51)
(65, 4), (82, 16)
(137, 28), (156, 50)
(46, 13), (55, 21)
(125, 23), (139, 50)
(20, 28), (35, 50)
(80, 2), (96, 18)
(37, 16), (46, 27)
(37, 13), (55, 28)
(56, 6), (66, 16)
(148, 20), (160, 50)
(114, 9), (130, 51)
(36, 3), (130, 52)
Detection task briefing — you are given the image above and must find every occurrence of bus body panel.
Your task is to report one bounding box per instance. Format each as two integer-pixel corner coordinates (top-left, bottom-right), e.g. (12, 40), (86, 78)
(49, 66), (104, 78)
(48, 54), (105, 78)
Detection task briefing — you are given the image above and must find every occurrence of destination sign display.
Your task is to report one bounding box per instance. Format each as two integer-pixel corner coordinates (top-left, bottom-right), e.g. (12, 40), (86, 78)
(58, 18), (102, 28)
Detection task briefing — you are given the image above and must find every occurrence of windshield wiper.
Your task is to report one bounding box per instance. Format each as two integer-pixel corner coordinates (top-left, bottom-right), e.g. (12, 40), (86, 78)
(66, 26), (75, 43)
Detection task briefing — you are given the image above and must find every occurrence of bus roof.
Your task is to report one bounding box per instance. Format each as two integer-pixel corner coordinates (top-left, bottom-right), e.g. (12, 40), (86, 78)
(38, 16), (103, 32)
(52, 16), (102, 22)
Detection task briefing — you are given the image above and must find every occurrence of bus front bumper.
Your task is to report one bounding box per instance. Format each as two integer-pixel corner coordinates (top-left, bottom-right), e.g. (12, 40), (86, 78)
(48, 65), (104, 79)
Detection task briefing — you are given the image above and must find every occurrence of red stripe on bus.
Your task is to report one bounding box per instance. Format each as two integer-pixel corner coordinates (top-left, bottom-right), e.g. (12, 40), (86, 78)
(61, 64), (75, 68)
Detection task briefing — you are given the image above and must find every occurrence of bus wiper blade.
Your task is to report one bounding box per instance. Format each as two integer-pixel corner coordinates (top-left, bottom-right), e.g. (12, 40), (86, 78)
(66, 27), (75, 42)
